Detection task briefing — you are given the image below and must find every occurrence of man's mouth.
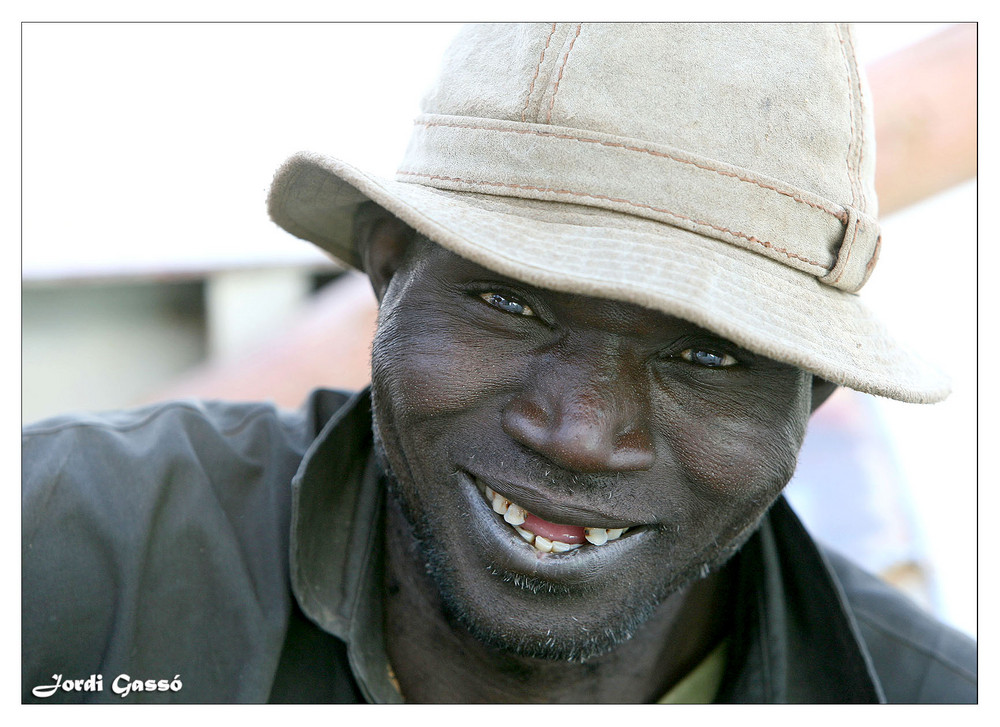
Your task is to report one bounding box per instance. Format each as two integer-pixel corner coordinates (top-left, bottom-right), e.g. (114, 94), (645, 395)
(476, 479), (630, 555)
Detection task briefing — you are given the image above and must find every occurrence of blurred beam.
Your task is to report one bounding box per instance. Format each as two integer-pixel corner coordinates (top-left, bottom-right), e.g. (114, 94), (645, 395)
(205, 268), (312, 360)
(147, 270), (376, 406)
(870, 23), (977, 216)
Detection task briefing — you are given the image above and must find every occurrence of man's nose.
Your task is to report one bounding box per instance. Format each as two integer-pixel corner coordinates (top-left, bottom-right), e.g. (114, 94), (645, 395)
(500, 360), (655, 473)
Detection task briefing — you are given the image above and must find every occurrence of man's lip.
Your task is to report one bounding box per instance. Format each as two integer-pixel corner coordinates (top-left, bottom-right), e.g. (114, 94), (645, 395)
(456, 470), (653, 581)
(463, 468), (641, 530)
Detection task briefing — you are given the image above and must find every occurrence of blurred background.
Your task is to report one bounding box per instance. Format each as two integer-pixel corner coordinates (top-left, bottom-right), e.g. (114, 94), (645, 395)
(22, 23), (976, 639)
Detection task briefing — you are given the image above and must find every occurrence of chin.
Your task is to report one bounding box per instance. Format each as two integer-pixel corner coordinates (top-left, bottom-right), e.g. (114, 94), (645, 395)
(383, 463), (749, 664)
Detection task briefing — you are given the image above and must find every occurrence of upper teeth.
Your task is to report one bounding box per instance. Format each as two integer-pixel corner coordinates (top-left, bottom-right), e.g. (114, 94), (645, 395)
(481, 483), (628, 554)
(504, 503), (527, 526)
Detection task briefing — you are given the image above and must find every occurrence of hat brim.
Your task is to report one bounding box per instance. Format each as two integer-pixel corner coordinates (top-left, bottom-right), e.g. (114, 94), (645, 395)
(268, 150), (949, 404)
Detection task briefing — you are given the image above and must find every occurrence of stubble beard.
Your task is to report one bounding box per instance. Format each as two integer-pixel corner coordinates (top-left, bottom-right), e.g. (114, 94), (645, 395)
(372, 418), (751, 664)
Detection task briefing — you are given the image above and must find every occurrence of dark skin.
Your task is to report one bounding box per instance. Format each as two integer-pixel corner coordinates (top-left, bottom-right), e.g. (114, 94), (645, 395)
(359, 211), (837, 703)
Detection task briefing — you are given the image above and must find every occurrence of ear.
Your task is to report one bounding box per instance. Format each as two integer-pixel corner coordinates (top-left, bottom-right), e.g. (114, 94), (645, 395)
(810, 376), (838, 413)
(353, 202), (416, 301)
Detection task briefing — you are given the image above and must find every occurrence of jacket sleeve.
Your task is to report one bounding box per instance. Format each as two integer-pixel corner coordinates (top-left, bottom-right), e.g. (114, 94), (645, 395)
(22, 401), (309, 703)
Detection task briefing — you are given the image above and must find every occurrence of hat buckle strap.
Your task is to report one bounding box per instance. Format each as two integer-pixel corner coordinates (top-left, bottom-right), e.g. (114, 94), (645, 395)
(397, 114), (881, 292)
(818, 205), (882, 294)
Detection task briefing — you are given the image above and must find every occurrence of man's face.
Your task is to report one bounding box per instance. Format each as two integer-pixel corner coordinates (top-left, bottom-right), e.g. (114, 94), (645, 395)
(370, 238), (817, 661)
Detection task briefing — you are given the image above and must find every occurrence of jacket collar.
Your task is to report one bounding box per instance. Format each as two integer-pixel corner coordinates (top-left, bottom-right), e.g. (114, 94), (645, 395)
(717, 497), (885, 703)
(289, 389), (402, 703)
(289, 388), (884, 703)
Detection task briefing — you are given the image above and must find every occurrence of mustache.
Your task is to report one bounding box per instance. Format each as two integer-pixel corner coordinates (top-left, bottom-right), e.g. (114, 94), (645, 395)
(454, 445), (639, 495)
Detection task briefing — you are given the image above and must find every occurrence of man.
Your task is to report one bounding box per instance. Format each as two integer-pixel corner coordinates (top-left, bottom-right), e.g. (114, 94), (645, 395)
(22, 23), (976, 703)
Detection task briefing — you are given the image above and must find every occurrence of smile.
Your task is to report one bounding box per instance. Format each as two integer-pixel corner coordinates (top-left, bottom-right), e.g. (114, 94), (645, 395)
(475, 478), (631, 555)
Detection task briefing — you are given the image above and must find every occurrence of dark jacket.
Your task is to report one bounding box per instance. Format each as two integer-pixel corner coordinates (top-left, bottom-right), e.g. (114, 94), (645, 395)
(22, 389), (977, 703)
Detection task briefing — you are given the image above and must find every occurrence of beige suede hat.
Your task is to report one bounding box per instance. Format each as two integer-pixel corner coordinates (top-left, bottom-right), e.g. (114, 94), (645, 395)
(268, 23), (949, 404)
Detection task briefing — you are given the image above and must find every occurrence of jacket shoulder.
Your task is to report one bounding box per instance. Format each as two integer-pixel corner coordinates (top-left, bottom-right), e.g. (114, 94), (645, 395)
(21, 394), (345, 702)
(824, 549), (977, 704)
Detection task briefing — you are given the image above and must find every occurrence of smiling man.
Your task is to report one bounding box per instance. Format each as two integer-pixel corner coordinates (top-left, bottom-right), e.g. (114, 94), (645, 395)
(23, 23), (976, 703)
(363, 231), (823, 701)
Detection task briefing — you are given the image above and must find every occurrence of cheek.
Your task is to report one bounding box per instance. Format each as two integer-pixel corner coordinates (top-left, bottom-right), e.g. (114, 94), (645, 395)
(370, 306), (520, 424)
(673, 419), (802, 500)
(657, 378), (811, 500)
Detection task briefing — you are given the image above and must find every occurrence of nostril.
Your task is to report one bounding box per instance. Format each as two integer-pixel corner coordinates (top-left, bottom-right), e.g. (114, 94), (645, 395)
(609, 429), (656, 471)
(501, 397), (552, 448)
(505, 398), (550, 428)
(502, 396), (655, 473)
(615, 428), (654, 453)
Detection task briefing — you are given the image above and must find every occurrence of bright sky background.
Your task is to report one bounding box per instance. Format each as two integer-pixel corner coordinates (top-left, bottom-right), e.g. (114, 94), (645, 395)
(22, 22), (951, 281)
(21, 23), (458, 279)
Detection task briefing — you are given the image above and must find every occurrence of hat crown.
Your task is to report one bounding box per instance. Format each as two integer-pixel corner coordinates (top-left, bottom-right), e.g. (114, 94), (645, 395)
(421, 23), (876, 217)
(267, 23), (951, 402)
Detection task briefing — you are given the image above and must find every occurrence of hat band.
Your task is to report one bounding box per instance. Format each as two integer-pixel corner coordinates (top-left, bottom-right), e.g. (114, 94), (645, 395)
(395, 114), (880, 293)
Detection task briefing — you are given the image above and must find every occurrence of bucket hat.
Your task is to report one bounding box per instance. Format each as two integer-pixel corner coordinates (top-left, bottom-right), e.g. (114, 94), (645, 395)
(268, 22), (949, 404)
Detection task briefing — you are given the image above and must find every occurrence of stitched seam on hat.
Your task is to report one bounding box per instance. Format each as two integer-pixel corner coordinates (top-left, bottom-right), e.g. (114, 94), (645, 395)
(546, 23), (582, 123)
(865, 235), (881, 278)
(522, 23), (557, 123)
(842, 27), (868, 213)
(829, 213), (859, 285)
(836, 24), (858, 206)
(836, 24), (860, 209)
(396, 170), (829, 270)
(413, 119), (849, 223)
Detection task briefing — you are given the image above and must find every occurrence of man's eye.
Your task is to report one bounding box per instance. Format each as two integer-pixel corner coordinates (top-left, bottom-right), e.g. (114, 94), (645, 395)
(678, 348), (739, 368)
(479, 292), (535, 317)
